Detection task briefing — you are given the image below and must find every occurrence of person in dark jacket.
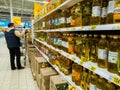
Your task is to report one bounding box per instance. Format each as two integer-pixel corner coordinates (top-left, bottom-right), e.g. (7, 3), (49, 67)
(5, 23), (25, 70)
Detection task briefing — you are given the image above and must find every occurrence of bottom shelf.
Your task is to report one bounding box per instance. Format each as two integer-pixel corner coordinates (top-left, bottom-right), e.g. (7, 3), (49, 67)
(34, 45), (83, 90)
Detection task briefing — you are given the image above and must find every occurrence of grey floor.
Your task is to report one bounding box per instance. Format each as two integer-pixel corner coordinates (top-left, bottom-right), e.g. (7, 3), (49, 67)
(0, 37), (39, 90)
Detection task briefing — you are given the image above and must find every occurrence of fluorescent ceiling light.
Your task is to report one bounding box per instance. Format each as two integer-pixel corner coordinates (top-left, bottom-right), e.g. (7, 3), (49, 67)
(27, 0), (49, 3)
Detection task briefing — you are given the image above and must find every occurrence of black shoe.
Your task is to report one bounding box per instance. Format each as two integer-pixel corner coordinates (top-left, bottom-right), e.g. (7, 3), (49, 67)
(11, 67), (16, 70)
(17, 67), (24, 70)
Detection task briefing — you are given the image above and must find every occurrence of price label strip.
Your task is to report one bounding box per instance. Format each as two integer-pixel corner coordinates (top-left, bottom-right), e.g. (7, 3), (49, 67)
(112, 76), (120, 86)
(90, 66), (96, 72)
(91, 25), (97, 30)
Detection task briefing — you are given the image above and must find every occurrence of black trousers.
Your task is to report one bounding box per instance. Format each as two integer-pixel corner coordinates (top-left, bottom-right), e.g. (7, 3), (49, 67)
(8, 47), (22, 69)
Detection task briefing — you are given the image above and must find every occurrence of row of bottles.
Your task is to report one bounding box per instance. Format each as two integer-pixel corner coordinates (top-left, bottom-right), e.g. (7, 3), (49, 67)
(35, 32), (120, 75)
(34, 40), (120, 89)
(72, 63), (120, 90)
(34, 41), (73, 75)
(34, 0), (120, 30)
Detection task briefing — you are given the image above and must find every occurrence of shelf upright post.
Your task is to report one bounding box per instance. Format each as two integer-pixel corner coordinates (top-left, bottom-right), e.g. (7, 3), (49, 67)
(10, 0), (13, 22)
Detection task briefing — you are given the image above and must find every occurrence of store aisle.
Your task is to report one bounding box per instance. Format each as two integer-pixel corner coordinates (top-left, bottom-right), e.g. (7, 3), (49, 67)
(0, 37), (38, 90)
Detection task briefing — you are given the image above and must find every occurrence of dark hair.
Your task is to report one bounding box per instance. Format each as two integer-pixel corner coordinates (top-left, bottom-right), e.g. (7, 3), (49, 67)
(8, 23), (14, 27)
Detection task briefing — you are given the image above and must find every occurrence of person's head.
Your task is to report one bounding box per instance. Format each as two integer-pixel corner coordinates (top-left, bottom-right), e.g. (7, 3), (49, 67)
(8, 23), (14, 28)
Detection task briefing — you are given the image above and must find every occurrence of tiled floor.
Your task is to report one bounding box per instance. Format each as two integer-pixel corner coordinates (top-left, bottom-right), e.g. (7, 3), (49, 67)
(0, 37), (39, 90)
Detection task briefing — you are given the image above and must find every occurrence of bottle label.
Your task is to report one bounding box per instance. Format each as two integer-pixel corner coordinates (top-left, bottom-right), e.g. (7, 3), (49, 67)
(61, 17), (66, 24)
(89, 83), (97, 90)
(114, 7), (120, 13)
(101, 7), (107, 17)
(42, 22), (45, 27)
(62, 41), (68, 48)
(107, 1), (115, 14)
(58, 39), (62, 46)
(108, 51), (119, 63)
(97, 88), (102, 90)
(67, 16), (71, 24)
(92, 6), (101, 16)
(98, 49), (107, 60)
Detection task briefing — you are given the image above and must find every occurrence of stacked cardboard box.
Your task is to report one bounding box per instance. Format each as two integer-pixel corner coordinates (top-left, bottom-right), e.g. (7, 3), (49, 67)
(40, 67), (58, 90)
(35, 57), (47, 87)
(50, 75), (68, 90)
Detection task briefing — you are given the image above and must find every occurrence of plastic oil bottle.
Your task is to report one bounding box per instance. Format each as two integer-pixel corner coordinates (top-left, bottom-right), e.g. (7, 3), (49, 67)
(85, 70), (91, 90)
(107, 0), (120, 24)
(82, 0), (92, 26)
(68, 33), (75, 54)
(97, 35), (108, 68)
(90, 0), (102, 25)
(74, 34), (82, 57)
(74, 2), (83, 26)
(105, 81), (115, 90)
(96, 76), (106, 90)
(101, 0), (108, 24)
(108, 35), (119, 74)
(89, 72), (98, 90)
(81, 34), (89, 62)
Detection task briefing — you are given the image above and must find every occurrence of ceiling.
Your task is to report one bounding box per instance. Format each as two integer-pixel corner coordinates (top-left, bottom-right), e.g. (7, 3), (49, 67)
(0, 0), (47, 22)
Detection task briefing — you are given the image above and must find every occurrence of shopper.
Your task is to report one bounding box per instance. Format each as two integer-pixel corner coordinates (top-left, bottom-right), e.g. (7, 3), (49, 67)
(4, 23), (25, 70)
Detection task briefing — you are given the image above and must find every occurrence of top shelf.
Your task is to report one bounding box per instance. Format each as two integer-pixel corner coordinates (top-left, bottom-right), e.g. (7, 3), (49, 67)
(34, 0), (82, 24)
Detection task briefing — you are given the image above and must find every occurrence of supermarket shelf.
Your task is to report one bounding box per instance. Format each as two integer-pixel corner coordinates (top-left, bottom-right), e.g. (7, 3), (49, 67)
(34, 0), (81, 24)
(34, 24), (120, 32)
(34, 38), (120, 86)
(34, 45), (83, 90)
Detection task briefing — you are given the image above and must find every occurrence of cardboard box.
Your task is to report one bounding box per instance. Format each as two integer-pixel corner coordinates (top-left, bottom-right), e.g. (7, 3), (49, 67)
(40, 67), (58, 90)
(35, 57), (47, 87)
(50, 75), (67, 90)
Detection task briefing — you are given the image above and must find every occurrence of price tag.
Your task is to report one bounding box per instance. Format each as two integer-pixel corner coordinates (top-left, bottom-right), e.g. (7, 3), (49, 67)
(116, 24), (120, 29)
(90, 66), (96, 72)
(66, 54), (69, 58)
(66, 28), (68, 31)
(80, 61), (84, 66)
(80, 26), (83, 30)
(112, 76), (120, 85)
(72, 27), (75, 31)
(91, 25), (97, 30)
(72, 57), (76, 61)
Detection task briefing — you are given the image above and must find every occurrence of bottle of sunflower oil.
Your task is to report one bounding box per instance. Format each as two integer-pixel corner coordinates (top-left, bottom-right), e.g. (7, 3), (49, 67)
(107, 0), (120, 24)
(75, 34), (82, 57)
(90, 0), (102, 25)
(81, 34), (89, 62)
(85, 70), (91, 90)
(63, 58), (73, 75)
(98, 35), (108, 68)
(89, 34), (98, 63)
(89, 72), (98, 90)
(82, 0), (92, 26)
(83, 68), (89, 90)
(60, 10), (67, 28)
(70, 6), (76, 27)
(74, 64), (82, 86)
(101, 0), (108, 24)
(66, 8), (71, 27)
(96, 76), (106, 90)
(105, 81), (115, 90)
(68, 33), (75, 54)
(118, 35), (120, 75)
(108, 35), (119, 74)
(74, 2), (83, 26)
(80, 68), (85, 89)
(72, 63), (77, 82)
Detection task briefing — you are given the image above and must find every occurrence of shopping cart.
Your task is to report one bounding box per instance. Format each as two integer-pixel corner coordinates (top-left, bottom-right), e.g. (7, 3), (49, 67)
(20, 33), (27, 66)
